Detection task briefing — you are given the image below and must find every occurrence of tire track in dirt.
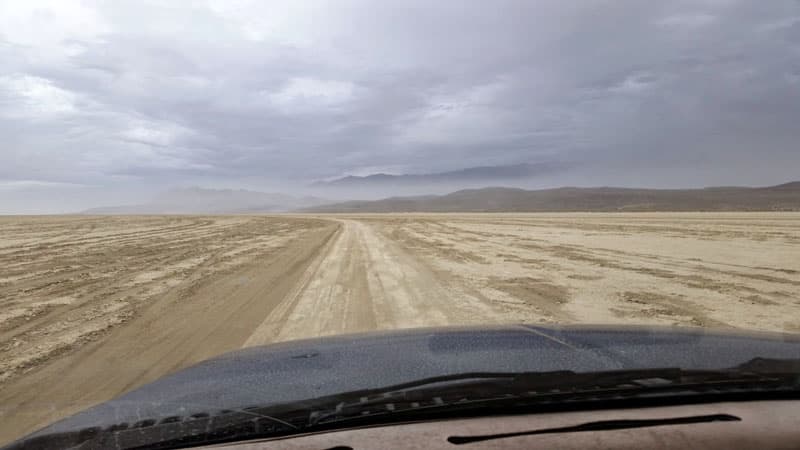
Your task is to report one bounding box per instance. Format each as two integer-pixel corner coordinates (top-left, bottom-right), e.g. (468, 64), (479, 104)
(368, 214), (800, 332)
(244, 219), (504, 346)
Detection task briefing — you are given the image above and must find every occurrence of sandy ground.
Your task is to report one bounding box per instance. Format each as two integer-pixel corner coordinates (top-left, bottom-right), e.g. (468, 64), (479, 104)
(364, 213), (800, 332)
(0, 216), (338, 444)
(1, 213), (799, 444)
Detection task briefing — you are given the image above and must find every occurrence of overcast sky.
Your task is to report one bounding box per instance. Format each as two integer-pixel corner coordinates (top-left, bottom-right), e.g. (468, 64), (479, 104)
(2, 0), (799, 212)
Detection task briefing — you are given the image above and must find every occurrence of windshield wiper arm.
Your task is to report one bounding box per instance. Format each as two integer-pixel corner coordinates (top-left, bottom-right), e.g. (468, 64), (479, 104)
(305, 364), (799, 427)
(309, 358), (800, 409)
(356, 357), (800, 400)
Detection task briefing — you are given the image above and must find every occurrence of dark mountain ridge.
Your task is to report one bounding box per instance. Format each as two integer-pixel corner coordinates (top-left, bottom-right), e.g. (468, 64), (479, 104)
(304, 182), (800, 213)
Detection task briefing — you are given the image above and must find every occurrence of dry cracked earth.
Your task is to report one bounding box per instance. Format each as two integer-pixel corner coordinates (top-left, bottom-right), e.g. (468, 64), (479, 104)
(1, 213), (800, 444)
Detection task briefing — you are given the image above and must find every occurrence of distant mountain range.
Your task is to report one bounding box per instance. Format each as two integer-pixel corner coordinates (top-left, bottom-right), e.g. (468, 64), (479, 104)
(82, 187), (327, 214)
(303, 181), (800, 213)
(312, 162), (570, 190)
(81, 182), (800, 215)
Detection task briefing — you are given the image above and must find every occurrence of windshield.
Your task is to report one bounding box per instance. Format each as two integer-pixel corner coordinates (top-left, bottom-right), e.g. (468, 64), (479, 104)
(1, 0), (799, 448)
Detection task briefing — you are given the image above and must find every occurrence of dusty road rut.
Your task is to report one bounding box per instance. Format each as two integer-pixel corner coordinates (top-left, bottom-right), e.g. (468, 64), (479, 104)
(244, 220), (501, 346)
(1, 213), (799, 444)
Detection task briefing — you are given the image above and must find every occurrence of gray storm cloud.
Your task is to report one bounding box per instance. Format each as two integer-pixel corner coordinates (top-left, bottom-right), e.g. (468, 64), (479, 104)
(1, 0), (799, 212)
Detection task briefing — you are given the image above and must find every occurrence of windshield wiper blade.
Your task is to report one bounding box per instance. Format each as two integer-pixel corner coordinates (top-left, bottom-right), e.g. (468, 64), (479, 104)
(306, 358), (800, 413)
(348, 357), (800, 401)
(305, 365), (799, 427)
(316, 365), (788, 407)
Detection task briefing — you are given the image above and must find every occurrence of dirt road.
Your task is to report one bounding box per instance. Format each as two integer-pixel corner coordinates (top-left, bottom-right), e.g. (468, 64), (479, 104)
(244, 220), (501, 346)
(1, 213), (799, 444)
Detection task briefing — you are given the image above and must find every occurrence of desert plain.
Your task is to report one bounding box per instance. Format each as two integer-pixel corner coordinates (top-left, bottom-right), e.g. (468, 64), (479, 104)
(1, 212), (799, 443)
